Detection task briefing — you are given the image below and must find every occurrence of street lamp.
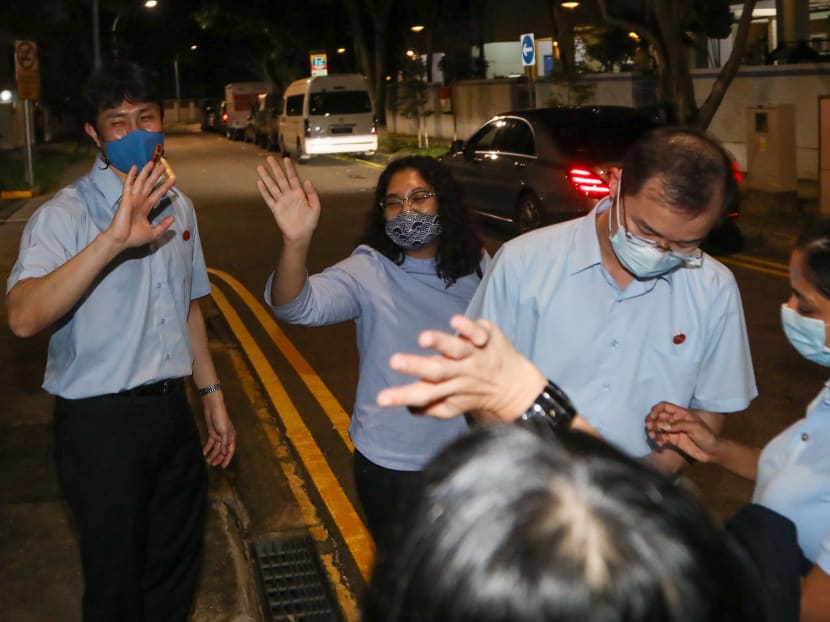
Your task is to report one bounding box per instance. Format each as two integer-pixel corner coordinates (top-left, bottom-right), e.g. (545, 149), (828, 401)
(112, 2), (158, 61)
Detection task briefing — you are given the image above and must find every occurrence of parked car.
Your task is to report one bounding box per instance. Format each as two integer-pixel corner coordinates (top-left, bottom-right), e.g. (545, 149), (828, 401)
(439, 105), (744, 254)
(246, 91), (282, 149)
(278, 73), (377, 161)
(439, 106), (661, 234)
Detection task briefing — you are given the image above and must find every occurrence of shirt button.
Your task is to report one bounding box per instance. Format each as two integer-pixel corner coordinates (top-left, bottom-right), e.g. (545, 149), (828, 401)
(611, 339), (619, 347)
(166, 353), (171, 360)
(801, 432), (809, 442)
(602, 384), (610, 391)
(156, 283), (162, 289)
(160, 318), (166, 325)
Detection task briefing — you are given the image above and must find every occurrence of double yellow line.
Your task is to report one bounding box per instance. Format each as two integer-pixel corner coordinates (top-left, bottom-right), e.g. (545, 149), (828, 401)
(719, 253), (789, 278)
(207, 269), (374, 584)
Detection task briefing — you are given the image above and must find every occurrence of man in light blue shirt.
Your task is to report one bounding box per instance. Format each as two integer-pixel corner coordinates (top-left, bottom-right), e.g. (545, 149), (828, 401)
(6, 62), (234, 621)
(467, 127), (757, 473)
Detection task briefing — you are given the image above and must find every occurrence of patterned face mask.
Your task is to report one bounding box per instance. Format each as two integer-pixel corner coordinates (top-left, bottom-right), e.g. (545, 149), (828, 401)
(384, 210), (441, 250)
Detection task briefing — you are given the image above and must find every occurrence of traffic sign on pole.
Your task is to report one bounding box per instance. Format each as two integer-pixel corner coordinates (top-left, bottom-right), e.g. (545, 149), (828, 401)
(309, 52), (328, 77)
(520, 33), (535, 67)
(15, 40), (41, 101)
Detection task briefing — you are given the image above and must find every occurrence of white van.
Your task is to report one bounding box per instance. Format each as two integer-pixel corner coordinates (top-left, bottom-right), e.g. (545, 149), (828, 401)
(278, 74), (377, 161)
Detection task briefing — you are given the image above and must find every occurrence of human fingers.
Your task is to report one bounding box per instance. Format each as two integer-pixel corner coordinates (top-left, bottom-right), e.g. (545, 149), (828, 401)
(282, 157), (303, 191)
(303, 179), (321, 213)
(265, 155), (292, 193)
(448, 315), (491, 348)
(150, 215), (175, 238)
(217, 424), (236, 468)
(257, 164), (283, 208)
(142, 172), (175, 212)
(416, 329), (476, 360)
(377, 379), (468, 416)
(203, 435), (223, 465)
(388, 351), (467, 383)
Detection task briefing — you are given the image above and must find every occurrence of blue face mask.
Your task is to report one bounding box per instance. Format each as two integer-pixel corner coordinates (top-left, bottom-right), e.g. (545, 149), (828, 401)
(608, 177), (685, 279)
(385, 210), (441, 250)
(104, 129), (164, 174)
(780, 304), (830, 366)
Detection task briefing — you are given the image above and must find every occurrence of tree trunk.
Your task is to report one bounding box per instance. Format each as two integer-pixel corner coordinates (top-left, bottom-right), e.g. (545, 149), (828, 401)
(697, 0), (759, 129)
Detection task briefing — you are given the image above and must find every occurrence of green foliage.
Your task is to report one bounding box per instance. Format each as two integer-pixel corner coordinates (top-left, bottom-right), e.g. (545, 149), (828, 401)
(393, 58), (433, 121)
(0, 141), (94, 192)
(378, 130), (449, 158)
(584, 28), (638, 72)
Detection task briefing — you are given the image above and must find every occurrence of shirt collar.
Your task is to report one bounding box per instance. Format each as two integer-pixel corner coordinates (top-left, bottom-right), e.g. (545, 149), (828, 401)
(89, 156), (125, 212)
(88, 156), (180, 213)
(566, 198), (608, 276)
(566, 197), (672, 293)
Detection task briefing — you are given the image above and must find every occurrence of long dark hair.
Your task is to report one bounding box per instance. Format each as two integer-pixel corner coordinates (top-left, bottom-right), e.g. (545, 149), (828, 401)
(359, 156), (483, 286)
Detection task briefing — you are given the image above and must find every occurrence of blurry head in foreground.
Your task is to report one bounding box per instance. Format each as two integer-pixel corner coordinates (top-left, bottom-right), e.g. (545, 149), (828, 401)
(365, 422), (762, 622)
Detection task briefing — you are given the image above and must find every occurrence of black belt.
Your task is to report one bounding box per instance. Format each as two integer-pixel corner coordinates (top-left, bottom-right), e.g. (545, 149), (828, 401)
(119, 378), (184, 397)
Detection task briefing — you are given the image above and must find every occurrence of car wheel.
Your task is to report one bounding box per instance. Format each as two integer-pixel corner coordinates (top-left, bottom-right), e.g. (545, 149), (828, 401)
(515, 190), (542, 233)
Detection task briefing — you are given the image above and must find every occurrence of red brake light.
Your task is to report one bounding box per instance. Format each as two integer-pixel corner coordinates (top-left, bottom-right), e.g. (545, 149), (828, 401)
(568, 167), (609, 197)
(731, 160), (743, 186)
(221, 113), (228, 122)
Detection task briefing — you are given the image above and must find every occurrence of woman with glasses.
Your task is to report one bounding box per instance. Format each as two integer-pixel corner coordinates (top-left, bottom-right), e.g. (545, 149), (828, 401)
(256, 155), (487, 541)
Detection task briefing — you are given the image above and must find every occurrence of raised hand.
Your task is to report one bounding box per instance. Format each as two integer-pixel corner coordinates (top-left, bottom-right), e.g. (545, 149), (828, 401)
(107, 160), (176, 249)
(257, 156), (321, 244)
(646, 401), (719, 462)
(377, 315), (547, 421)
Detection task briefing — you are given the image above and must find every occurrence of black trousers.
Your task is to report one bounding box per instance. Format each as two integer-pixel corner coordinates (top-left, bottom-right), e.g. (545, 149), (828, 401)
(54, 388), (207, 622)
(352, 449), (422, 543)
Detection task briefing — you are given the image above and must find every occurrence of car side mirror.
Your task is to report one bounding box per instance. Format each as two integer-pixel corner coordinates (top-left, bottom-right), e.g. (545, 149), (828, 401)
(449, 139), (464, 154)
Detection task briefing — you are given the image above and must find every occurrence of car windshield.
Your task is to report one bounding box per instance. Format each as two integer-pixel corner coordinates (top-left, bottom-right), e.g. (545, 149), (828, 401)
(545, 118), (657, 161)
(309, 91), (372, 115)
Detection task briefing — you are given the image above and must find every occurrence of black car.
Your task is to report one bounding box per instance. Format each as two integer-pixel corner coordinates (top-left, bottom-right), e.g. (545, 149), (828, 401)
(440, 106), (661, 233)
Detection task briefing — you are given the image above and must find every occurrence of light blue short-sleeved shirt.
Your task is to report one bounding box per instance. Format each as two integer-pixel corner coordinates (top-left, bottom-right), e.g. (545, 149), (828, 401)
(6, 158), (210, 399)
(265, 245), (488, 471)
(466, 199), (757, 457)
(754, 381), (830, 574)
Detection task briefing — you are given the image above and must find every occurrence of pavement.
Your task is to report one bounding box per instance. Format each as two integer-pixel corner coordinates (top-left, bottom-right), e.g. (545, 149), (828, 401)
(0, 127), (820, 622)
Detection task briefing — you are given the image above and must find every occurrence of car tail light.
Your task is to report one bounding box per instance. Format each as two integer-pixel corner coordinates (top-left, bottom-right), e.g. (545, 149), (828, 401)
(221, 112), (228, 122)
(568, 167), (609, 198)
(371, 118), (378, 135)
(304, 119), (311, 137)
(727, 160), (742, 219)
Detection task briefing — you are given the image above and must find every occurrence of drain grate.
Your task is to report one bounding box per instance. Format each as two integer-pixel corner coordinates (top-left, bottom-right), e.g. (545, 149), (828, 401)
(251, 534), (344, 622)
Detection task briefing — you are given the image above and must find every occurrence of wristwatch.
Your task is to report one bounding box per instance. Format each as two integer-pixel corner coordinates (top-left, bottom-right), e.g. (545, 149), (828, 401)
(519, 379), (577, 431)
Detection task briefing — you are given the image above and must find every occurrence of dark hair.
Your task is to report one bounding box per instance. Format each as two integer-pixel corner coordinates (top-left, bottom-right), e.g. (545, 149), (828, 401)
(621, 126), (739, 219)
(83, 61), (164, 128)
(359, 156), (483, 286)
(365, 423), (763, 622)
(795, 217), (830, 299)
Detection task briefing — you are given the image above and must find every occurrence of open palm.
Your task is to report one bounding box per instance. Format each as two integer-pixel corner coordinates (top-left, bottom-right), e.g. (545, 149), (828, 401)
(257, 156), (321, 243)
(109, 160), (176, 248)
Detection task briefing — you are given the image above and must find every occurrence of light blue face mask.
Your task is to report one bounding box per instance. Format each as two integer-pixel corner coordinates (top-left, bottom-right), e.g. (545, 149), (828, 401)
(104, 129), (164, 173)
(608, 177), (685, 279)
(780, 304), (830, 366)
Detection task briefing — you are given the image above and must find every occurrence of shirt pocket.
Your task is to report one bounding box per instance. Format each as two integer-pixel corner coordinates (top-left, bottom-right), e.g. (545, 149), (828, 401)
(634, 346), (702, 413)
